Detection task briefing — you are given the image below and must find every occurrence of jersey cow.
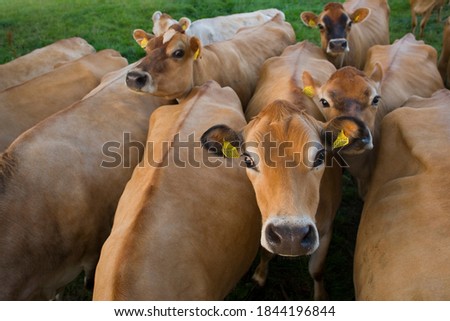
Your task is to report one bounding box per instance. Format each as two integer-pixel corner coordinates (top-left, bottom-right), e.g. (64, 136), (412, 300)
(152, 9), (284, 46)
(0, 61), (171, 300)
(0, 37), (95, 92)
(300, 0), (390, 69)
(0, 49), (128, 151)
(303, 33), (444, 198)
(410, 0), (445, 37)
(202, 101), (371, 300)
(93, 81), (261, 300)
(354, 89), (450, 300)
(438, 17), (450, 88)
(126, 14), (295, 107)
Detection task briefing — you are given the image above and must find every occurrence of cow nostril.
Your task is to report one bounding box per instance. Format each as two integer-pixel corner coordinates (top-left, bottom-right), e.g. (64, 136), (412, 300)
(341, 41), (348, 49)
(126, 71), (148, 90)
(266, 223), (282, 246)
(300, 225), (314, 248)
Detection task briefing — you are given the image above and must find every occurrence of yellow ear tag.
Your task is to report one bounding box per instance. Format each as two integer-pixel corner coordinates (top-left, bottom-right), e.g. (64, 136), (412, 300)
(354, 15), (360, 23)
(333, 130), (350, 149)
(303, 86), (315, 98)
(193, 48), (200, 60)
(182, 24), (187, 31)
(139, 38), (148, 49)
(308, 19), (316, 27)
(222, 141), (240, 158)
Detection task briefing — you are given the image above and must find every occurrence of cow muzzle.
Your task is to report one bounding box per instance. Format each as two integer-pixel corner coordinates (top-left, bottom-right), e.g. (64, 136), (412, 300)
(126, 70), (153, 92)
(327, 38), (349, 54)
(261, 217), (319, 257)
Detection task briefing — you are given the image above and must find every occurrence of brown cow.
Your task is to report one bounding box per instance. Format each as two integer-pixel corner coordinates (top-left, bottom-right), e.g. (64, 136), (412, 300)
(202, 96), (372, 300)
(354, 89), (450, 300)
(126, 14), (295, 107)
(410, 0), (445, 37)
(0, 49), (128, 151)
(438, 17), (450, 88)
(303, 33), (444, 198)
(300, 0), (390, 69)
(151, 9), (284, 45)
(0, 61), (172, 300)
(0, 37), (95, 92)
(93, 81), (261, 300)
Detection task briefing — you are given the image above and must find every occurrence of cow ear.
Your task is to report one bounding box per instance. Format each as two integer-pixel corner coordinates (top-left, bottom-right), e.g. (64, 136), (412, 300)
(368, 62), (383, 89)
(350, 8), (370, 24)
(302, 71), (320, 98)
(133, 29), (154, 49)
(179, 17), (191, 32)
(152, 11), (162, 23)
(190, 37), (202, 60)
(201, 124), (243, 158)
(322, 116), (373, 152)
(300, 12), (319, 28)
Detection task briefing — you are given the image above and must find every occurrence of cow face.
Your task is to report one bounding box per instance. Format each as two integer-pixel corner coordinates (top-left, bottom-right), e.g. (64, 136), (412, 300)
(201, 100), (371, 257)
(126, 26), (201, 100)
(303, 65), (382, 144)
(300, 3), (370, 61)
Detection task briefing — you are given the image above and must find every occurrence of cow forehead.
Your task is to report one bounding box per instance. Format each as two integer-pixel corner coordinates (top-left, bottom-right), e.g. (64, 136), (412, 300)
(321, 2), (348, 21)
(323, 69), (375, 100)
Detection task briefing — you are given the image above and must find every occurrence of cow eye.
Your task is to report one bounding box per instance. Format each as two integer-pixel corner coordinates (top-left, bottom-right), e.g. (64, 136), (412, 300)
(372, 95), (381, 106)
(243, 154), (257, 169)
(348, 21), (353, 28)
(320, 98), (330, 108)
(313, 149), (326, 168)
(317, 23), (325, 30)
(172, 49), (185, 58)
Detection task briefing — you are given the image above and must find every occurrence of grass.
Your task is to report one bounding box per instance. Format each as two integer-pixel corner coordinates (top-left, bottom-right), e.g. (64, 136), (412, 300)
(1, 0), (448, 301)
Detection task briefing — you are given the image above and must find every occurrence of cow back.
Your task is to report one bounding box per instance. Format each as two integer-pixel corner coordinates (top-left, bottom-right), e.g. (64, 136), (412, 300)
(0, 37), (95, 92)
(93, 81), (261, 300)
(354, 89), (450, 300)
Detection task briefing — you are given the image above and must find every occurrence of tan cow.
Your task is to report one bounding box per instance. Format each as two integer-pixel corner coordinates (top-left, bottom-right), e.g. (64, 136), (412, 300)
(410, 0), (445, 37)
(93, 81), (261, 300)
(438, 17), (450, 88)
(0, 37), (95, 92)
(303, 33), (444, 198)
(126, 14), (295, 107)
(0, 61), (172, 300)
(300, 0), (390, 69)
(354, 89), (450, 300)
(151, 9), (285, 46)
(202, 95), (372, 300)
(0, 49), (128, 151)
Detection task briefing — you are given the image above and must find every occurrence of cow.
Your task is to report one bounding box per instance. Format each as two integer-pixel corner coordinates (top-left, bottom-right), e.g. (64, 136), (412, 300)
(302, 33), (444, 198)
(438, 17), (450, 88)
(354, 89), (450, 300)
(202, 82), (372, 301)
(300, 0), (390, 69)
(0, 60), (172, 300)
(410, 0), (445, 37)
(0, 49), (128, 151)
(0, 37), (95, 92)
(93, 81), (261, 300)
(126, 14), (296, 107)
(151, 8), (285, 46)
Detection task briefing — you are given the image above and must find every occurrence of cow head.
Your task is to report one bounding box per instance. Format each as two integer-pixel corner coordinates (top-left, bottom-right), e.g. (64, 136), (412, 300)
(201, 100), (371, 256)
(126, 24), (201, 100)
(303, 65), (382, 146)
(300, 3), (370, 65)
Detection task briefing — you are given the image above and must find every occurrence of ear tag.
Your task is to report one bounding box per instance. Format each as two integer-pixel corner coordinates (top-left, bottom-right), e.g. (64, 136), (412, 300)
(308, 19), (316, 27)
(193, 48), (200, 60)
(182, 24), (188, 31)
(333, 130), (350, 149)
(354, 15), (360, 23)
(139, 38), (148, 49)
(303, 85), (315, 98)
(222, 141), (240, 158)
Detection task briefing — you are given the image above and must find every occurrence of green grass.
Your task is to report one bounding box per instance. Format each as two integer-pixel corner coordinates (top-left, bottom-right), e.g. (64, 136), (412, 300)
(1, 0), (448, 301)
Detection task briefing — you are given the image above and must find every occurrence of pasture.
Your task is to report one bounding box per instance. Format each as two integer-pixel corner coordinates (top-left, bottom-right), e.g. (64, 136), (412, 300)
(1, 0), (449, 301)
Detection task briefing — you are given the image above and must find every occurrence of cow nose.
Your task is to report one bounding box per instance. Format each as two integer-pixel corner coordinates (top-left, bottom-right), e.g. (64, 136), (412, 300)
(263, 220), (319, 256)
(329, 39), (348, 52)
(126, 70), (149, 91)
